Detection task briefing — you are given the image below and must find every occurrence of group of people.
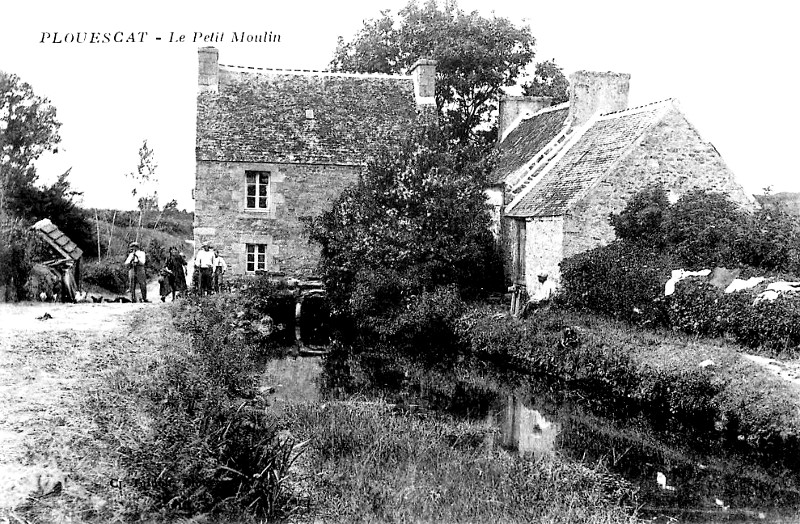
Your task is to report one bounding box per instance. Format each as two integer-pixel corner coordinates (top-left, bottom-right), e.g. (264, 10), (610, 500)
(124, 241), (191, 303)
(193, 241), (227, 296)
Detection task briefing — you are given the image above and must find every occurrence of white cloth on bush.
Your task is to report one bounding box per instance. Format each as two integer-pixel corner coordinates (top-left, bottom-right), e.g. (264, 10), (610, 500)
(664, 269), (711, 296)
(724, 277), (766, 294)
(753, 281), (800, 303)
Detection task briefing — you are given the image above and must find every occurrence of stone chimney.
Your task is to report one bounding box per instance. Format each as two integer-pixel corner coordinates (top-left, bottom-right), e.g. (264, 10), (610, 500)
(567, 71), (630, 126)
(498, 96), (552, 142)
(410, 59), (436, 104)
(198, 47), (219, 93)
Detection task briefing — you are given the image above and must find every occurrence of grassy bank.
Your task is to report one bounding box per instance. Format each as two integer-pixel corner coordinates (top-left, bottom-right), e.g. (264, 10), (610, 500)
(282, 400), (638, 523)
(460, 306), (800, 466)
(64, 292), (642, 523)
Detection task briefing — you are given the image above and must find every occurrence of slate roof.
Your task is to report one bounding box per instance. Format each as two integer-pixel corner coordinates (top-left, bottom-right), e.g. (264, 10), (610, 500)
(506, 101), (672, 218)
(197, 66), (421, 165)
(32, 218), (83, 260)
(491, 105), (570, 184)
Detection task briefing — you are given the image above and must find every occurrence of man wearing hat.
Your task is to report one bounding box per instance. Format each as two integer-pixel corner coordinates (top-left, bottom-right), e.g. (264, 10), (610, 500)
(194, 241), (216, 296)
(124, 241), (148, 302)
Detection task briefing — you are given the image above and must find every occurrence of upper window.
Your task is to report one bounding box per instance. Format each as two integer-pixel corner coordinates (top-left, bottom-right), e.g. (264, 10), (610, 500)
(245, 171), (270, 210)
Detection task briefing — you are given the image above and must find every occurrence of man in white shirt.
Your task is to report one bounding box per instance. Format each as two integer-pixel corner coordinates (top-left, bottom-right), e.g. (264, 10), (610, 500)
(213, 250), (228, 293)
(520, 272), (557, 318)
(194, 241), (216, 296)
(124, 241), (148, 303)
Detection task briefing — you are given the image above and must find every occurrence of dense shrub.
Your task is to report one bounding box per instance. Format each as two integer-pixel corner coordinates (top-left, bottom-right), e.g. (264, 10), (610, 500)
(666, 277), (728, 337)
(8, 170), (97, 256)
(663, 190), (745, 268)
(344, 266), (468, 358)
(735, 203), (800, 274)
(125, 285), (304, 519)
(559, 241), (674, 326)
(609, 184), (669, 248)
(561, 185), (800, 353)
(665, 277), (800, 354)
(82, 259), (128, 293)
(0, 221), (37, 300)
(306, 124), (500, 321)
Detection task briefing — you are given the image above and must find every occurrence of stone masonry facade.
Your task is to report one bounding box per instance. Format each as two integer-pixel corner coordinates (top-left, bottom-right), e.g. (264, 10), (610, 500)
(195, 47), (435, 277)
(194, 161), (359, 276)
(563, 107), (753, 261)
(522, 107), (754, 295)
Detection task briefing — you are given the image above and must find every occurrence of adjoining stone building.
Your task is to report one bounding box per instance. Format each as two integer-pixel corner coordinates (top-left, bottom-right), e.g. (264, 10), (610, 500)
(194, 47), (436, 277)
(488, 70), (754, 301)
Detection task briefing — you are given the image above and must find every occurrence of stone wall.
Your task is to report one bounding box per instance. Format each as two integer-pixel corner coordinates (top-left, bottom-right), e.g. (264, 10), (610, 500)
(564, 107), (754, 259)
(194, 161), (359, 276)
(524, 216), (564, 294)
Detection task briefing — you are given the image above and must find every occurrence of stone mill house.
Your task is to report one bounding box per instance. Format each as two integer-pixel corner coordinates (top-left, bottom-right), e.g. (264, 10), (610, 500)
(193, 47), (436, 277)
(488, 70), (754, 304)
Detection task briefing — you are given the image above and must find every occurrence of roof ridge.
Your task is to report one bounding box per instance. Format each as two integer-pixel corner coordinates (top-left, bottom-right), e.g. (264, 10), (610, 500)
(219, 63), (413, 80)
(599, 98), (676, 118)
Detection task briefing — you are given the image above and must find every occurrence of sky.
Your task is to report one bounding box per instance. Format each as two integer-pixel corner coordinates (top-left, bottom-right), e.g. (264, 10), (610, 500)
(1, 0), (797, 211)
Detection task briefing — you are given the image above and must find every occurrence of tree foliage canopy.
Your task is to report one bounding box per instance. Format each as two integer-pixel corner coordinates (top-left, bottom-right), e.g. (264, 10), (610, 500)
(306, 125), (500, 318)
(0, 71), (62, 215)
(609, 185), (800, 274)
(521, 59), (570, 105)
(331, 0), (536, 147)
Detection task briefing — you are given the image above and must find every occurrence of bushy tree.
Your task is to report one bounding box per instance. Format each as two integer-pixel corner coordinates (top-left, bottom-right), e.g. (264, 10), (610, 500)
(0, 71), (62, 217)
(306, 125), (500, 321)
(521, 59), (570, 105)
(609, 184), (670, 249)
(664, 190), (745, 268)
(736, 197), (800, 274)
(331, 0), (536, 148)
(9, 168), (95, 256)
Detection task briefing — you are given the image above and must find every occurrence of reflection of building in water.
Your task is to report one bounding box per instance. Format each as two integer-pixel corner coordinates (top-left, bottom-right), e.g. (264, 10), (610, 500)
(501, 395), (560, 456)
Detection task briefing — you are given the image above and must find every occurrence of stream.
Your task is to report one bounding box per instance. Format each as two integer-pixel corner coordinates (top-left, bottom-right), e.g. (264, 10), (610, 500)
(263, 347), (800, 523)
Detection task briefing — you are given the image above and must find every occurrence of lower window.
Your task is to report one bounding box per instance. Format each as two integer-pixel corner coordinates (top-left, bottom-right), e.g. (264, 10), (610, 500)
(246, 243), (269, 273)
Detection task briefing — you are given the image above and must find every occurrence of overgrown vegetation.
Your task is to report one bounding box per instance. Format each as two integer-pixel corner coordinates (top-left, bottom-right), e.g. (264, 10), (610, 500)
(560, 185), (800, 354)
(282, 401), (638, 523)
(90, 279), (304, 521)
(0, 218), (46, 300)
(458, 306), (800, 467)
(331, 0), (554, 148)
(306, 124), (500, 352)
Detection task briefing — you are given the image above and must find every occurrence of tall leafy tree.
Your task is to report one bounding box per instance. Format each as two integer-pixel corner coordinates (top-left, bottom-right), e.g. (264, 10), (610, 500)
(306, 124), (500, 318)
(331, 0), (536, 148)
(521, 59), (570, 105)
(0, 71), (62, 217)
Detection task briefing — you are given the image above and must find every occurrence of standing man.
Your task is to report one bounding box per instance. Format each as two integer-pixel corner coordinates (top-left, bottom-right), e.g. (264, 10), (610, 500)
(213, 249), (228, 293)
(194, 241), (215, 296)
(125, 241), (148, 303)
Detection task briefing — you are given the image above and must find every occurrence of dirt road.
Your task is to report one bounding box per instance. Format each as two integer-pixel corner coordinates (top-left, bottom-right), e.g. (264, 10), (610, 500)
(0, 301), (163, 520)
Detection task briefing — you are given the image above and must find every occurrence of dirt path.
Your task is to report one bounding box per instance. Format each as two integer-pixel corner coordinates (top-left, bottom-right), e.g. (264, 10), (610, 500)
(0, 301), (165, 520)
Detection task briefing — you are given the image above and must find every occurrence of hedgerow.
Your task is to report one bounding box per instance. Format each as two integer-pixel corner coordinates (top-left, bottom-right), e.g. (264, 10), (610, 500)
(558, 186), (800, 354)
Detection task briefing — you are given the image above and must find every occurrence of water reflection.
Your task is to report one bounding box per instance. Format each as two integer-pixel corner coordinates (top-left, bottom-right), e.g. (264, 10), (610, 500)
(318, 350), (800, 522)
(498, 395), (560, 457)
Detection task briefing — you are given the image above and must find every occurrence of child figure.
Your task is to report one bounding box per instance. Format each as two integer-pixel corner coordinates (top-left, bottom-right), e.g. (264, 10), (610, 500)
(158, 267), (174, 302)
